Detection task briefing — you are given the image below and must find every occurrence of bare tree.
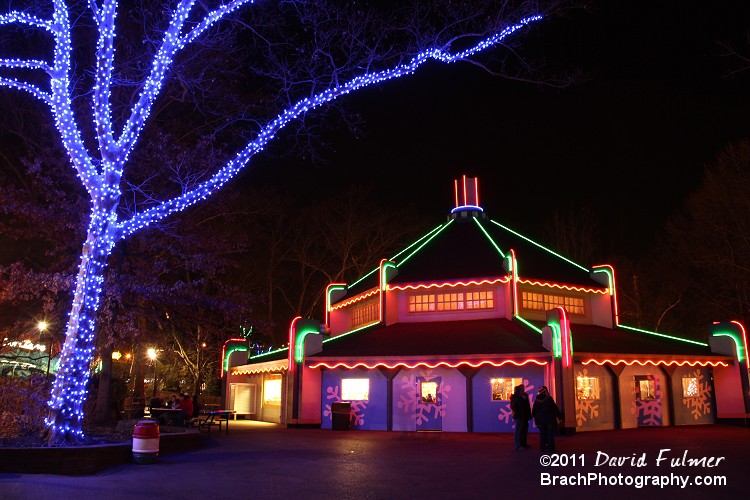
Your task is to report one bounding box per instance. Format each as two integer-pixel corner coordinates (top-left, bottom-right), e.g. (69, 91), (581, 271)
(1, 0), (563, 443)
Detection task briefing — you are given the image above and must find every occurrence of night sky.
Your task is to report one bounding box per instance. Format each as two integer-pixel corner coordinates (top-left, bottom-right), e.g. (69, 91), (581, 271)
(245, 2), (750, 260)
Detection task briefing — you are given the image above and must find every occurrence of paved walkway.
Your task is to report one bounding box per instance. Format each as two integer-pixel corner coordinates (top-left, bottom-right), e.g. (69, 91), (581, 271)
(2, 421), (749, 499)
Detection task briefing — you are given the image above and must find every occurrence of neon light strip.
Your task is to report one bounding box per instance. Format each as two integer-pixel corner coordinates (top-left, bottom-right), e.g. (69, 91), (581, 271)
(517, 279), (607, 294)
(309, 359), (548, 370)
(558, 308), (572, 367)
(330, 288), (378, 310)
(221, 338), (248, 377)
(592, 265), (619, 324)
(295, 324), (322, 364)
(389, 277), (509, 291)
(473, 218), (505, 258)
(510, 249), (519, 316)
(380, 259), (396, 323)
(347, 223), (446, 289)
(514, 315), (543, 334)
(325, 283), (347, 323)
(450, 205), (484, 213)
(549, 323), (562, 358)
(617, 324), (709, 347)
(489, 219), (590, 272)
(582, 359), (728, 367)
(473, 176), (479, 207)
(454, 179), (459, 208)
(730, 320), (749, 370)
(249, 347), (288, 360)
(232, 365), (288, 375)
(322, 323), (375, 343)
(396, 220), (454, 268)
(288, 316), (301, 371)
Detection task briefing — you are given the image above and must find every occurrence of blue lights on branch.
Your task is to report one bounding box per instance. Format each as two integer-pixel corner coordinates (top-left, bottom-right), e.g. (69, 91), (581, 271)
(0, 1), (542, 441)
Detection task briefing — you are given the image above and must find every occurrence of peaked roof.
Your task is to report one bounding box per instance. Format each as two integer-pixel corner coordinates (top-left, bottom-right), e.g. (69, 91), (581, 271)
(340, 214), (603, 302)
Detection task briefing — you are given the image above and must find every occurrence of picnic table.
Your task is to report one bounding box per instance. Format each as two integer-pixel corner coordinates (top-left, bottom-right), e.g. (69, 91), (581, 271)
(197, 409), (235, 434)
(149, 407), (186, 425)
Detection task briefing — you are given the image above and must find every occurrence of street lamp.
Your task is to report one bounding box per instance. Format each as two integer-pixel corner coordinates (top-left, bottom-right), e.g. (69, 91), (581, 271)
(37, 321), (51, 380)
(147, 348), (158, 398)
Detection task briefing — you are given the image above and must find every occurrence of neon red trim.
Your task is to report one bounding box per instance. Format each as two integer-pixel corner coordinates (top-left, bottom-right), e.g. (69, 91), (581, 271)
(309, 359), (548, 370)
(582, 359), (728, 367)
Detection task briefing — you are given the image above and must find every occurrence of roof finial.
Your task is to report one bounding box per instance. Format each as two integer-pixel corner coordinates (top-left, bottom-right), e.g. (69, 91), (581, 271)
(450, 175), (485, 220)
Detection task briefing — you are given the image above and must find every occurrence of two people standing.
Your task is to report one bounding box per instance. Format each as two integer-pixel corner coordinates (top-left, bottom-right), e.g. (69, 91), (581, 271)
(511, 384), (564, 452)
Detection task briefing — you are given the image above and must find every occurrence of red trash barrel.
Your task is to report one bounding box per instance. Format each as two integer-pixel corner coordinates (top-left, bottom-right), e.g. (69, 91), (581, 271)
(132, 419), (160, 464)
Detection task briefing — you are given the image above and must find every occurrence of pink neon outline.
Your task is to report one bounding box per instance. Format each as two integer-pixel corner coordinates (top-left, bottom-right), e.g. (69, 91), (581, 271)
(510, 249), (519, 316)
(325, 282), (347, 324)
(221, 337), (248, 378)
(730, 320), (750, 370)
(592, 264), (619, 324)
(329, 288), (379, 310)
(462, 174), (467, 207)
(582, 359), (728, 367)
(517, 278), (608, 294)
(308, 359), (548, 370)
(288, 316), (302, 372)
(556, 307), (571, 367)
(389, 277), (509, 291)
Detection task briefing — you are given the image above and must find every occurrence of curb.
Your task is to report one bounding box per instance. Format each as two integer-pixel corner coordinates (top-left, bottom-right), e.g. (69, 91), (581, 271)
(0, 430), (204, 475)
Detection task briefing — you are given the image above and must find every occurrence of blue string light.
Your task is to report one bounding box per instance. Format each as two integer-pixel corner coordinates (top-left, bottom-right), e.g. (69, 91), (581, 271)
(1, 1), (542, 440)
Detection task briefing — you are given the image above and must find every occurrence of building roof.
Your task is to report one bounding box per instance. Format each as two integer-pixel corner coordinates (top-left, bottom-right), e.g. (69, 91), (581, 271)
(310, 318), (544, 358)
(341, 213), (604, 302)
(571, 324), (716, 357)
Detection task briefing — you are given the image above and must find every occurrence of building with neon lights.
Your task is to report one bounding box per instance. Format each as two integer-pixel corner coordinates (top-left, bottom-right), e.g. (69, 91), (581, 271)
(224, 176), (750, 433)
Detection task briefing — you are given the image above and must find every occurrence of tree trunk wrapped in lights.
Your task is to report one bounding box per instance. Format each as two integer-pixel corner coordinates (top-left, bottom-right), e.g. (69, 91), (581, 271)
(0, 0), (555, 444)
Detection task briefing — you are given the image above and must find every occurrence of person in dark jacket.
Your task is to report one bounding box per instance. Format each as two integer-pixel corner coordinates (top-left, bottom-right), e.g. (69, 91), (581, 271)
(532, 385), (563, 452)
(510, 384), (531, 450)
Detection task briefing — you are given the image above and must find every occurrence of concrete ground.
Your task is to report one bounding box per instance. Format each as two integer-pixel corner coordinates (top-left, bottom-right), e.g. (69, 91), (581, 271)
(1, 421), (749, 499)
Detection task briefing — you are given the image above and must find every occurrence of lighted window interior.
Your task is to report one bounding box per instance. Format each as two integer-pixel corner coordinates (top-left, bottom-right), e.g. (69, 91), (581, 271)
(420, 381), (438, 404)
(263, 377), (282, 405)
(521, 291), (585, 316)
(682, 377), (699, 398)
(636, 377), (656, 400)
(352, 299), (379, 327)
(410, 290), (494, 313)
(491, 377), (521, 401)
(576, 376), (600, 400)
(341, 378), (369, 401)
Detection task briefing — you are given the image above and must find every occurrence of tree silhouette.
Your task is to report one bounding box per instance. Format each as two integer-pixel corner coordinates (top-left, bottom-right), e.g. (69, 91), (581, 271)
(1, 1), (548, 442)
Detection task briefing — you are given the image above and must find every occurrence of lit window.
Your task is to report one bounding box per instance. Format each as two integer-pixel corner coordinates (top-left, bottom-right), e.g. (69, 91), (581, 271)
(420, 381), (438, 404)
(521, 291), (585, 316)
(263, 377), (282, 405)
(576, 376), (600, 400)
(341, 378), (369, 401)
(490, 377), (521, 401)
(635, 376), (656, 400)
(352, 299), (379, 327)
(410, 290), (494, 313)
(682, 377), (699, 398)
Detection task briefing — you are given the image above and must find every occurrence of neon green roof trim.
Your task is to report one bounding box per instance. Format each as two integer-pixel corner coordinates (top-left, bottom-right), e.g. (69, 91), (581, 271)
(348, 222), (447, 289)
(488, 219), (589, 273)
(618, 324), (708, 347)
(514, 315), (543, 334)
(712, 331), (746, 363)
(249, 346), (288, 360)
(473, 217), (506, 259)
(396, 220), (454, 268)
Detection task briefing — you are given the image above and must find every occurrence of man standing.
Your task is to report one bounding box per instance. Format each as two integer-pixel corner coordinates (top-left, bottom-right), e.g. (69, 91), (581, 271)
(532, 386), (563, 453)
(510, 384), (531, 450)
